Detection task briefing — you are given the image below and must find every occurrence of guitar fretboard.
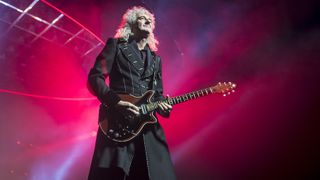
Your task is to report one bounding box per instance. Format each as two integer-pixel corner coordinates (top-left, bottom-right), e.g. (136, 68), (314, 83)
(164, 87), (216, 105)
(146, 87), (216, 112)
(144, 82), (235, 113)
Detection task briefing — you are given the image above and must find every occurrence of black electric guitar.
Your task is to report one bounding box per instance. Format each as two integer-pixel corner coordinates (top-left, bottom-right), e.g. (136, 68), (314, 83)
(99, 82), (236, 143)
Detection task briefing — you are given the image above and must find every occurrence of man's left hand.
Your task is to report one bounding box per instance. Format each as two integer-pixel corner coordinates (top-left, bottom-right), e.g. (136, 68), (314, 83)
(157, 102), (172, 117)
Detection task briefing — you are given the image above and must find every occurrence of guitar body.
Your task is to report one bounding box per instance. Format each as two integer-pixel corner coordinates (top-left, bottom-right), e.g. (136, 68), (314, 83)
(99, 90), (158, 143)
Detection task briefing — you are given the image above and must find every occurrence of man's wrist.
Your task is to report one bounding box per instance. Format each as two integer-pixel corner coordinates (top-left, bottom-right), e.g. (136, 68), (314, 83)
(104, 90), (121, 107)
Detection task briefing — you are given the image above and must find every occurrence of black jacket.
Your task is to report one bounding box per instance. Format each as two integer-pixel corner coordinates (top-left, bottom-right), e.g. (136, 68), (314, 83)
(87, 38), (176, 180)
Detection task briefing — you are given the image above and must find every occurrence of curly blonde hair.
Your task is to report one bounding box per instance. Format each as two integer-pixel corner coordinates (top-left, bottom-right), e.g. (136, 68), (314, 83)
(114, 6), (159, 51)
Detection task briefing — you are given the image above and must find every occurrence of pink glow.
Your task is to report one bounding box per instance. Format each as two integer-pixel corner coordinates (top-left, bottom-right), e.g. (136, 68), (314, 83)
(0, 88), (95, 101)
(40, 0), (105, 45)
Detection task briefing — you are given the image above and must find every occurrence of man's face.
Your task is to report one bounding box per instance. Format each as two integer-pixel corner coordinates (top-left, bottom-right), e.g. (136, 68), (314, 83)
(134, 13), (153, 37)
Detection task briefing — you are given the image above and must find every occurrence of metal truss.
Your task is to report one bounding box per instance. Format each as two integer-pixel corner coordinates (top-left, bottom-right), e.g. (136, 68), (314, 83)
(0, 0), (104, 58)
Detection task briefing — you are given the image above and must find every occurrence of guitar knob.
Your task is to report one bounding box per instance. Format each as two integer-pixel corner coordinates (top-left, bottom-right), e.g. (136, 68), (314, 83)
(114, 133), (119, 138)
(108, 129), (114, 133)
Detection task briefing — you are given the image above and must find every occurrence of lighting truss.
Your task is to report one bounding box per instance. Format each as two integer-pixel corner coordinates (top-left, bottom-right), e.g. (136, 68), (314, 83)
(0, 0), (105, 58)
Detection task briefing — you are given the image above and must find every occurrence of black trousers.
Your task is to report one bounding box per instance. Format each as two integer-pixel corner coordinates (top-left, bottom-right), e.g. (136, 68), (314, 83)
(89, 136), (149, 180)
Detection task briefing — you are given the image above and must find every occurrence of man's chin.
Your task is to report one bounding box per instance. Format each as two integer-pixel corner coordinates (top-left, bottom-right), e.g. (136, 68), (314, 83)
(140, 30), (151, 38)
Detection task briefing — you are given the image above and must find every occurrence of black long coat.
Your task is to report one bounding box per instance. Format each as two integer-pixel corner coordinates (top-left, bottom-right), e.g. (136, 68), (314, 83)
(87, 38), (176, 180)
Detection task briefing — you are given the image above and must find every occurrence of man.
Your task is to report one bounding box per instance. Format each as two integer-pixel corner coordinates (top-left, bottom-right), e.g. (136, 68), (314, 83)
(87, 6), (176, 180)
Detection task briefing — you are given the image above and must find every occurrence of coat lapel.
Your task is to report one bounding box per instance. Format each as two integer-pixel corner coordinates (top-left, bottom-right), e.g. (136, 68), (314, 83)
(118, 40), (156, 78)
(141, 49), (156, 78)
(119, 42), (145, 75)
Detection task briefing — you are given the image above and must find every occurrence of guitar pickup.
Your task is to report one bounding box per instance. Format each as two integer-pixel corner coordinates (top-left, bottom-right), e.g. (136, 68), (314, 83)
(139, 104), (148, 115)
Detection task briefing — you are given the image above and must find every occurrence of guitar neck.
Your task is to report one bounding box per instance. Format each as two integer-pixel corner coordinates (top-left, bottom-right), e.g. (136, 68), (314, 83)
(144, 82), (235, 112)
(162, 86), (217, 106)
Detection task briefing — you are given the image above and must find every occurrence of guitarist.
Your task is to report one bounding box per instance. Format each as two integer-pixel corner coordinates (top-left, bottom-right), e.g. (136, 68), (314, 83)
(87, 6), (176, 180)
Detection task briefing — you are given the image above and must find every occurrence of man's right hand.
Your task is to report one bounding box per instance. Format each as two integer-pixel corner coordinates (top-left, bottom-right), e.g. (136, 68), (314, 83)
(115, 100), (140, 119)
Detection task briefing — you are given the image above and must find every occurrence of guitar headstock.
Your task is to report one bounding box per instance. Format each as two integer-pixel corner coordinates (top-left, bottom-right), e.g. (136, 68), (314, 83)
(212, 82), (236, 96)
